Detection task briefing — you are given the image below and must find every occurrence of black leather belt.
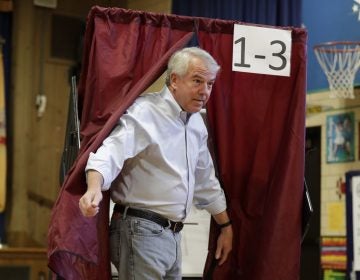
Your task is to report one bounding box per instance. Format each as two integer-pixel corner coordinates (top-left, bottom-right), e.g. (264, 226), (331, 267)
(114, 204), (184, 233)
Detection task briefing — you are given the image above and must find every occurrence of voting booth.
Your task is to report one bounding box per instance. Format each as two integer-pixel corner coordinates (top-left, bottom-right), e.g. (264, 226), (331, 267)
(48, 7), (307, 280)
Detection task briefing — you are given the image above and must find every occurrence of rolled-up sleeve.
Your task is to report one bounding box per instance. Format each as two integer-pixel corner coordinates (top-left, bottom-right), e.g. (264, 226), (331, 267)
(85, 111), (150, 190)
(193, 139), (227, 215)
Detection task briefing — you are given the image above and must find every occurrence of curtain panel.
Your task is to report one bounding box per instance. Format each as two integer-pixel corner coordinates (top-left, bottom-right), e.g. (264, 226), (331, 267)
(196, 19), (307, 279)
(48, 7), (194, 280)
(47, 6), (307, 280)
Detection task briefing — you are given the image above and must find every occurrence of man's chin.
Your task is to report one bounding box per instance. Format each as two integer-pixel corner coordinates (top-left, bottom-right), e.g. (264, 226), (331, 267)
(187, 106), (202, 113)
(193, 104), (205, 112)
(183, 103), (204, 113)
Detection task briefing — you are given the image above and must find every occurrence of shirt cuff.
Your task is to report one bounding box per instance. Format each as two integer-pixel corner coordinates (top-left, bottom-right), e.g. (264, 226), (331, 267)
(85, 153), (113, 190)
(202, 194), (227, 216)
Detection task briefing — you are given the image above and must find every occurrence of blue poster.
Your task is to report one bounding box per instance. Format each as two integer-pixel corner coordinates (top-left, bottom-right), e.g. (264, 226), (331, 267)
(326, 112), (355, 163)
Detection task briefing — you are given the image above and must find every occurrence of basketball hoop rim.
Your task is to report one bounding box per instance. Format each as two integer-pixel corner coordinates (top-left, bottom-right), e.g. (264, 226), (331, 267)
(313, 41), (360, 53)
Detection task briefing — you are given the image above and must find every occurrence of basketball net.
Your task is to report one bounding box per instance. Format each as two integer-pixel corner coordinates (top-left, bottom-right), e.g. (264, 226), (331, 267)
(314, 42), (360, 99)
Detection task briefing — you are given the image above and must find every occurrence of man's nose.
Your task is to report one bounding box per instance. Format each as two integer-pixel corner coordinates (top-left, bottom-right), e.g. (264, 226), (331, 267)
(201, 82), (211, 96)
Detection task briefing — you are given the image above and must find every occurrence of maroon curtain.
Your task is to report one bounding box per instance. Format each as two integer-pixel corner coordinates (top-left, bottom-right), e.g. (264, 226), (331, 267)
(47, 7), (307, 280)
(197, 19), (307, 279)
(47, 7), (194, 280)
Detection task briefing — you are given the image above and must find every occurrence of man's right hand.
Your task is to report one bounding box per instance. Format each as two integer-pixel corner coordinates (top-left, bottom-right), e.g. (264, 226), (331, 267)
(79, 169), (104, 217)
(79, 190), (103, 217)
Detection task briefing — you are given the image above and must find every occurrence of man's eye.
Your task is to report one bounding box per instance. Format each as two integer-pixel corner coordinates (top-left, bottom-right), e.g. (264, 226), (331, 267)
(194, 79), (202, 84)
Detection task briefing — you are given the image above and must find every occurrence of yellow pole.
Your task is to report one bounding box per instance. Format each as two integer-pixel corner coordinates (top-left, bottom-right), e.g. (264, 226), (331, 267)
(0, 44), (6, 212)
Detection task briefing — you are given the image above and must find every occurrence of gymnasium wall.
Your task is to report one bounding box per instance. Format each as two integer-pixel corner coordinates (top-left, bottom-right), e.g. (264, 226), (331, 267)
(302, 0), (360, 92)
(303, 0), (360, 238)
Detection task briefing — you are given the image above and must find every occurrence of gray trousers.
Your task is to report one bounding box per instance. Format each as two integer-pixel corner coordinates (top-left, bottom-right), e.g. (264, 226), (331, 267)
(110, 209), (182, 280)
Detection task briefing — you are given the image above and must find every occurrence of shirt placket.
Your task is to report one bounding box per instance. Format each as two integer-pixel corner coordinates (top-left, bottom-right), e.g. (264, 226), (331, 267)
(180, 111), (191, 219)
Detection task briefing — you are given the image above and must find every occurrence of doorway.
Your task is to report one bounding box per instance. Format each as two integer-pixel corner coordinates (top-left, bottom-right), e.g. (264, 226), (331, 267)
(300, 126), (321, 280)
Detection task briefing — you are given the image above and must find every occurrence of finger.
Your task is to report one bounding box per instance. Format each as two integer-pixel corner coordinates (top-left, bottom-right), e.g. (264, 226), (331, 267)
(88, 207), (99, 216)
(80, 194), (92, 208)
(219, 246), (232, 266)
(91, 193), (102, 208)
(84, 206), (98, 217)
(79, 199), (87, 214)
(79, 197), (96, 217)
(215, 246), (222, 260)
(218, 252), (228, 266)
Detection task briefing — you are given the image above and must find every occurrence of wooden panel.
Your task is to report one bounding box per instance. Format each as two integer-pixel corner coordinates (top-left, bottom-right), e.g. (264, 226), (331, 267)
(9, 0), (173, 247)
(55, 0), (126, 17)
(27, 9), (72, 245)
(9, 0), (36, 235)
(126, 0), (171, 13)
(9, 0), (85, 246)
(0, 247), (50, 280)
(0, 0), (12, 12)
(50, 14), (85, 60)
(28, 61), (71, 244)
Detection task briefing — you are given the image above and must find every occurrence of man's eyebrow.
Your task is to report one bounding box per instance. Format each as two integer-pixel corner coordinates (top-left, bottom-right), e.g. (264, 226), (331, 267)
(191, 74), (205, 79)
(192, 74), (216, 82)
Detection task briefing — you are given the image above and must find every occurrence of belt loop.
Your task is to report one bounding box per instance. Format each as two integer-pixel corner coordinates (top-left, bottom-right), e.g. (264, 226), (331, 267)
(123, 206), (129, 219)
(166, 220), (171, 229)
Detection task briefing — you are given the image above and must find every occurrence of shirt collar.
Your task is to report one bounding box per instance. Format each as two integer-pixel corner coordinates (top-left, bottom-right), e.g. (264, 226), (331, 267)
(161, 86), (192, 124)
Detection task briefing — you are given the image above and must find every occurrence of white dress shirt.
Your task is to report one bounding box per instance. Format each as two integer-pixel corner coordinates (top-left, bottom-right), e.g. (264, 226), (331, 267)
(85, 86), (226, 221)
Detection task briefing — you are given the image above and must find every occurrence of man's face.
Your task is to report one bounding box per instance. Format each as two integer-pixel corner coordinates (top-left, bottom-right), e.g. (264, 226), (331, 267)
(170, 57), (217, 113)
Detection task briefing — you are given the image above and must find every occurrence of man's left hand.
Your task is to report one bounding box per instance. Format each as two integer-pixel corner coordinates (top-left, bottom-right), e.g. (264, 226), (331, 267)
(215, 225), (233, 265)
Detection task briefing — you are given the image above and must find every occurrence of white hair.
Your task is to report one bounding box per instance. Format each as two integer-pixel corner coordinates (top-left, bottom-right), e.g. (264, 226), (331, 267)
(165, 47), (220, 86)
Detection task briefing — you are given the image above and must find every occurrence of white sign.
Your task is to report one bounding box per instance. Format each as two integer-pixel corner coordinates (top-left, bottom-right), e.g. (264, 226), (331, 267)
(352, 176), (360, 271)
(232, 24), (292, 77)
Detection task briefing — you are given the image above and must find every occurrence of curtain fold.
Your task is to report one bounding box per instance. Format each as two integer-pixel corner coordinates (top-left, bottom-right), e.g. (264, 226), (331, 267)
(47, 7), (307, 280)
(47, 7), (193, 280)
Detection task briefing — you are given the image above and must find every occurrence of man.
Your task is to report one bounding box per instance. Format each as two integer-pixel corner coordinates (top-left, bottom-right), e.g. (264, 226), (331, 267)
(79, 47), (233, 279)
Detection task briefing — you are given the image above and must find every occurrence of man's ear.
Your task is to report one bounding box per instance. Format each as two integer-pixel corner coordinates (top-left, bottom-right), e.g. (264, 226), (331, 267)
(170, 73), (178, 90)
